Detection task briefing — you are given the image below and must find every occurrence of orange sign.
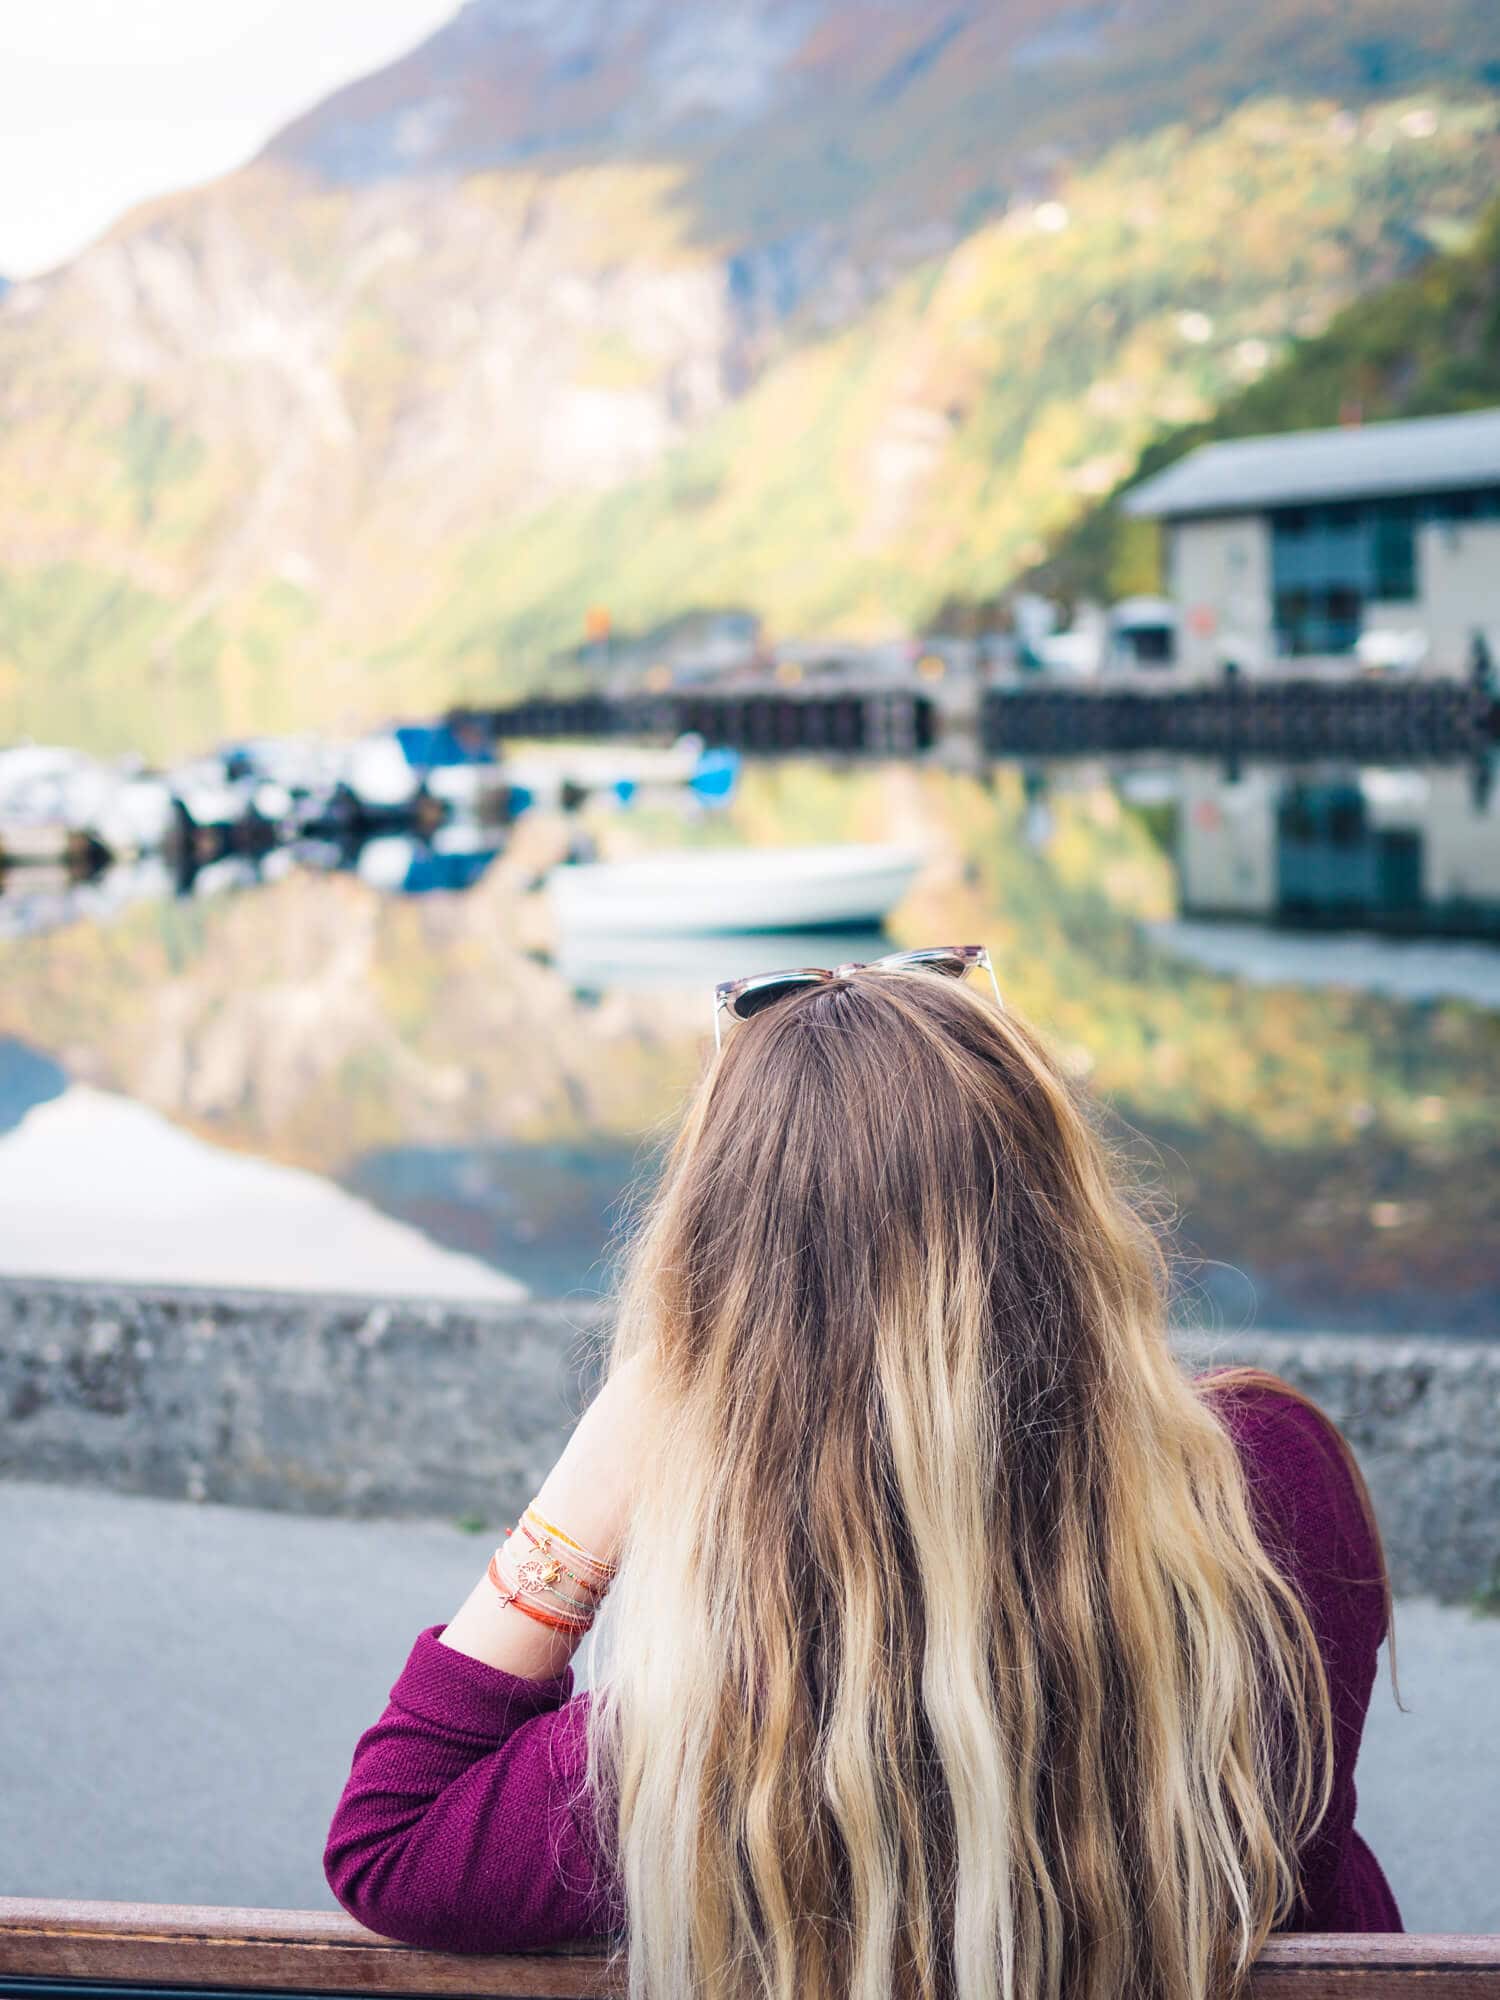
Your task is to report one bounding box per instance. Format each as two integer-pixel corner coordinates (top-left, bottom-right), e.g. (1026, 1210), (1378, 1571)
(583, 606), (612, 641)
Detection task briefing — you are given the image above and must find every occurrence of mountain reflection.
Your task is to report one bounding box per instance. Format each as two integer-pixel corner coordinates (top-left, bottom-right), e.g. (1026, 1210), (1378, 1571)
(0, 760), (1494, 1332)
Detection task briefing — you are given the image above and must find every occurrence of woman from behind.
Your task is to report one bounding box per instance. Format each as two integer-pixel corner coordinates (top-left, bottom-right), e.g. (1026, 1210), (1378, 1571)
(325, 953), (1399, 2000)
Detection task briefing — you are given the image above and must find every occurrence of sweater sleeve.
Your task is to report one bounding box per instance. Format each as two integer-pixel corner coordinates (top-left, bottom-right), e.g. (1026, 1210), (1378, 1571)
(322, 1624), (625, 1953)
(1200, 1374), (1403, 1934)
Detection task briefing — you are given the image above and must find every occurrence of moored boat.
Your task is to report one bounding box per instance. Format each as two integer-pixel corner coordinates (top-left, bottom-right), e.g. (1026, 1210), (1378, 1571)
(502, 734), (738, 811)
(0, 745), (174, 865)
(547, 842), (922, 937)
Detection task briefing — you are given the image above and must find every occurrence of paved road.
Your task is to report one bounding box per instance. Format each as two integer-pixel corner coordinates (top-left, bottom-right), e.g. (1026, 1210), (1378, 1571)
(2, 1479), (1496, 1931)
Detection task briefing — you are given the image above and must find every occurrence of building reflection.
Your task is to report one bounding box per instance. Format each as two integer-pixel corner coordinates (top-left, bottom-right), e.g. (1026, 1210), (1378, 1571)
(1173, 758), (1500, 938)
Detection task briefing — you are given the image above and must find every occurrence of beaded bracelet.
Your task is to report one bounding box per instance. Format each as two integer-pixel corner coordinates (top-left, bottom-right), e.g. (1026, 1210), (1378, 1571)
(523, 1504), (618, 1581)
(516, 1518), (610, 1600)
(508, 1529), (597, 1615)
(493, 1537), (593, 1624)
(505, 1519), (606, 1611)
(484, 1499), (618, 1638)
(486, 1550), (591, 1635)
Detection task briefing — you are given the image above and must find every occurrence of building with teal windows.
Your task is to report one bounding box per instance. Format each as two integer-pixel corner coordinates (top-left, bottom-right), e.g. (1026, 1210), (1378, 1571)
(1125, 407), (1500, 680)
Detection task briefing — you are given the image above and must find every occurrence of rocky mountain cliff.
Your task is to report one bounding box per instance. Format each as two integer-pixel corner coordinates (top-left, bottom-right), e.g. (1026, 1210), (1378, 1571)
(264, 0), (1500, 254)
(3, 0), (1500, 756)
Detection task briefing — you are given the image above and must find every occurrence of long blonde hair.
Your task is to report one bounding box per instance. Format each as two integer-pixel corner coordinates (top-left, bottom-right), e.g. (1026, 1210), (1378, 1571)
(584, 966), (1345, 2000)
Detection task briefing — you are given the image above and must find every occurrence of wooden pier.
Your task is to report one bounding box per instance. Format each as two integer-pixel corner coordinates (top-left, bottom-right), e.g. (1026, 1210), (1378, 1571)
(454, 678), (1496, 763)
(981, 677), (1496, 760)
(451, 689), (935, 758)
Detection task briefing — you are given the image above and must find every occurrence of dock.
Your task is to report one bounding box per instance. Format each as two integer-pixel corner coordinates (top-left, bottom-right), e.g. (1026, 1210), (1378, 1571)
(453, 676), (1497, 763)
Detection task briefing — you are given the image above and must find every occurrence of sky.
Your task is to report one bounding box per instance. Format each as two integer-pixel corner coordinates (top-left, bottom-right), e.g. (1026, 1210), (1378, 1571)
(0, 0), (459, 279)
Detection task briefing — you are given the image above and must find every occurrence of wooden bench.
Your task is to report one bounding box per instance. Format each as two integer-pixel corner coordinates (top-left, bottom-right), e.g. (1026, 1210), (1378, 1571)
(2, 1902), (1498, 2000)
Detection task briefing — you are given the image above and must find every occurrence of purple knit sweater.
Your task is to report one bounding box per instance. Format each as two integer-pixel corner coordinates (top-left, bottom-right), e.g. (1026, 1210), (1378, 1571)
(323, 1374), (1402, 1952)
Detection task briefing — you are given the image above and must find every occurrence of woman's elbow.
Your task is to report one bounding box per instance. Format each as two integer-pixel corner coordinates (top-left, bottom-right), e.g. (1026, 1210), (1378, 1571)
(323, 1831), (378, 1933)
(324, 1827), (425, 1946)
(323, 1826), (506, 1953)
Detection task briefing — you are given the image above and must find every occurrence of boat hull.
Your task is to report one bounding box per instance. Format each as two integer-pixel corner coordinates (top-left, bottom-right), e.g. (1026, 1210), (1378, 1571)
(548, 843), (922, 936)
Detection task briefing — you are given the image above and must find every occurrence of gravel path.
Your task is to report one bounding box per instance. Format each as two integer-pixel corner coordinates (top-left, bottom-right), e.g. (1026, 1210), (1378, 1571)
(2, 1479), (1496, 1932)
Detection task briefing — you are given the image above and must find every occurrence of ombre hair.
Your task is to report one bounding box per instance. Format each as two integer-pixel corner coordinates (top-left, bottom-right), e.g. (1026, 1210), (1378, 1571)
(584, 965), (1382, 2000)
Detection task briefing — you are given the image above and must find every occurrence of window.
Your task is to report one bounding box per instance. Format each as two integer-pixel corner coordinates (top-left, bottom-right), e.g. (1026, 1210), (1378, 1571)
(1372, 502), (1416, 601)
(1267, 484), (1500, 649)
(1420, 485), (1500, 524)
(1132, 625), (1174, 664)
(1270, 494), (1420, 648)
(1273, 585), (1364, 655)
(1276, 784), (1425, 921)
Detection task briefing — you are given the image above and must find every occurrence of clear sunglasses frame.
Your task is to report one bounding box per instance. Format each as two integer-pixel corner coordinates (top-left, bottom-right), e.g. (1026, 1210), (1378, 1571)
(713, 944), (1002, 1050)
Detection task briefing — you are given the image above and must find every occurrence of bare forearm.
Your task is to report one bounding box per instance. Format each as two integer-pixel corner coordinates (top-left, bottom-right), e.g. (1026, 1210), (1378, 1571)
(437, 1352), (653, 1678)
(436, 1449), (619, 1679)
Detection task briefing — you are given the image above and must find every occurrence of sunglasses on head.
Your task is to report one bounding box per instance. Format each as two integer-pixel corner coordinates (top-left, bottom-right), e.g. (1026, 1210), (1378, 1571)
(712, 945), (1002, 1050)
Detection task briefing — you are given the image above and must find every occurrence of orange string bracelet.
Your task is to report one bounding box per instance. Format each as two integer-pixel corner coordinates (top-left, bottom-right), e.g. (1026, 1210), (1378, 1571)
(482, 1497), (619, 1641)
(516, 1519), (610, 1599)
(487, 1551), (592, 1636)
(498, 1521), (601, 1614)
(496, 1535), (595, 1619)
(490, 1552), (592, 1632)
(523, 1504), (619, 1578)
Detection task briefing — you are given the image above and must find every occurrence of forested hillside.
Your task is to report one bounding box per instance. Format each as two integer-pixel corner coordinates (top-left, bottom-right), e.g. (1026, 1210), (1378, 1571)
(1020, 192), (1500, 610)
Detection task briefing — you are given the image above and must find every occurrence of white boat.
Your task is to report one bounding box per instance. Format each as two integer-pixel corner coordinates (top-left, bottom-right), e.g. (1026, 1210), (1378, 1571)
(339, 734), (425, 816)
(0, 745), (175, 858)
(547, 842), (923, 937)
(505, 733), (709, 802)
(168, 757), (260, 842)
(339, 725), (502, 822)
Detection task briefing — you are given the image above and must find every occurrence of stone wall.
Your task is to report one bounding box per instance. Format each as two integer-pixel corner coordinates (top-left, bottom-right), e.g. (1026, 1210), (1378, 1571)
(0, 1280), (610, 1518)
(2, 1279), (1496, 1601)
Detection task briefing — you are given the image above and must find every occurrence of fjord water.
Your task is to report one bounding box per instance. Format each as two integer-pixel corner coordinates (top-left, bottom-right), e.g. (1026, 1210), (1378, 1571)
(0, 757), (1494, 1334)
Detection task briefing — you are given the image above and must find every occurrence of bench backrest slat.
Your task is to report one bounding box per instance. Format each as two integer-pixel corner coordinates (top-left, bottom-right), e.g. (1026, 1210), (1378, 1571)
(3, 1900), (1499, 1998)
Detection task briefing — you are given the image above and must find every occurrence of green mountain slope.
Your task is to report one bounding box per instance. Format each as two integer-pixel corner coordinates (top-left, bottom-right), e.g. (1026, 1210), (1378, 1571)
(4, 0), (1500, 756)
(400, 97), (1500, 691)
(1022, 189), (1500, 609)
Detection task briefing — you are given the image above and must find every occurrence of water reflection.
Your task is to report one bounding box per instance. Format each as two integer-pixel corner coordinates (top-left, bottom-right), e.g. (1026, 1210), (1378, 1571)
(0, 756), (1494, 1332)
(553, 927), (893, 997)
(344, 1139), (651, 1299)
(350, 832), (502, 897)
(1174, 762), (1499, 939)
(0, 831), (508, 939)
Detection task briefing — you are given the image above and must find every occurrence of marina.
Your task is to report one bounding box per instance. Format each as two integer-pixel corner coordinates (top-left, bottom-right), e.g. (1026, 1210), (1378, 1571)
(0, 751), (1494, 1326)
(0, 407), (1496, 1333)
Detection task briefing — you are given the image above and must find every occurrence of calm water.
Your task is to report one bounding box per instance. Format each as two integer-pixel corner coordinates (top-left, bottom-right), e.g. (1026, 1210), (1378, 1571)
(0, 754), (1496, 1333)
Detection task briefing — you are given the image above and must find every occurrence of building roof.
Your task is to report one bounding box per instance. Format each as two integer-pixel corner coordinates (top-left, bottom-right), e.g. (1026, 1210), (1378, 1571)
(1123, 406), (1500, 519)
